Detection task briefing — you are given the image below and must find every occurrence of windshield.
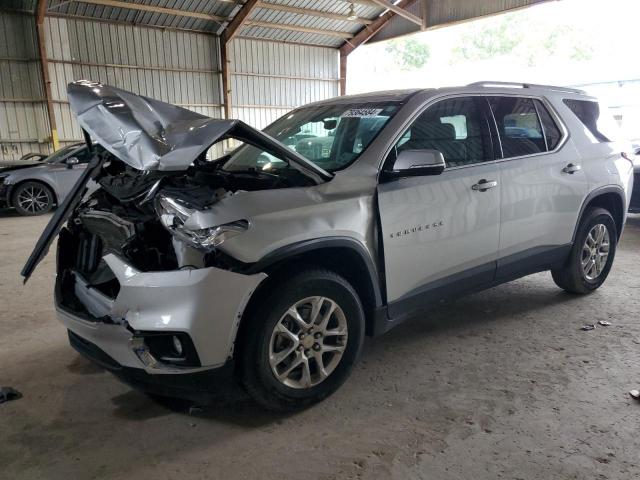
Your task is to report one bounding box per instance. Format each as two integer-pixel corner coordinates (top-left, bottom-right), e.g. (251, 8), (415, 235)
(222, 102), (400, 173)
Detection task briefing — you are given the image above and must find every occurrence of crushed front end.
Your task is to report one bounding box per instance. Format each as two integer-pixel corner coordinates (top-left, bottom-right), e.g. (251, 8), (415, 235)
(20, 80), (332, 396)
(54, 158), (273, 381)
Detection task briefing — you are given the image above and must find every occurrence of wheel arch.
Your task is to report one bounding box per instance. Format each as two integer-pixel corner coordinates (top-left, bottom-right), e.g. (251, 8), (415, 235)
(573, 186), (625, 244)
(8, 178), (58, 207)
(239, 237), (385, 338)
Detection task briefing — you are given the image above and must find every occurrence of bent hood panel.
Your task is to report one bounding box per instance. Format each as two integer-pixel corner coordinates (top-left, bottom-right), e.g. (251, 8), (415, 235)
(67, 80), (330, 181)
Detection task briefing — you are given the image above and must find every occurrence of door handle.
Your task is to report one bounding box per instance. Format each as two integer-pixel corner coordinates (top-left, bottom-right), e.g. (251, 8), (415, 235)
(471, 179), (498, 192)
(562, 163), (582, 174)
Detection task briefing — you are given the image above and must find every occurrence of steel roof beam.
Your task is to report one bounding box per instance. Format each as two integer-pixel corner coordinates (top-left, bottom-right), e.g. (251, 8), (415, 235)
(244, 20), (354, 38)
(36, 0), (60, 151)
(58, 0), (228, 24)
(339, 0), (417, 95)
(221, 0), (261, 43)
(257, 2), (374, 25)
(340, 0), (416, 56)
(370, 0), (423, 27)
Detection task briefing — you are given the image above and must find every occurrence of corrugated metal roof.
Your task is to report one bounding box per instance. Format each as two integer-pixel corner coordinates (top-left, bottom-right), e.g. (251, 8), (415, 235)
(2, 0), (555, 48)
(0, 0), (37, 12)
(39, 0), (387, 43)
(47, 0), (237, 33)
(370, 0), (553, 43)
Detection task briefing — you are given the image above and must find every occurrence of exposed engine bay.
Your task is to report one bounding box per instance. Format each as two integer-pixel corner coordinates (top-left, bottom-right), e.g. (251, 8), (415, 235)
(22, 80), (333, 321)
(56, 151), (314, 316)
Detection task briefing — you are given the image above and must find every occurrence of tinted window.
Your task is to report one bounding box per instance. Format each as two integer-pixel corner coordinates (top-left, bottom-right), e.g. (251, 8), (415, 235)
(72, 147), (93, 164)
(393, 97), (489, 168)
(534, 99), (562, 150)
(44, 144), (82, 164)
(563, 99), (619, 143)
(489, 97), (546, 158)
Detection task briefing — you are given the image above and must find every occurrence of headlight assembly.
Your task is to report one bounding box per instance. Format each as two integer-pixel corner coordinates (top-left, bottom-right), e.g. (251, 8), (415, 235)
(155, 195), (249, 250)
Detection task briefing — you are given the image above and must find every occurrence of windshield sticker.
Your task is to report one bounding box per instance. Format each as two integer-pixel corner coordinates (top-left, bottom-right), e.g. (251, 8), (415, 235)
(341, 108), (383, 118)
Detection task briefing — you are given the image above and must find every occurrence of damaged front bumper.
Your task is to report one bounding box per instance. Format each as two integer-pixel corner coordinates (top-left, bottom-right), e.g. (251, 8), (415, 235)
(57, 246), (266, 376)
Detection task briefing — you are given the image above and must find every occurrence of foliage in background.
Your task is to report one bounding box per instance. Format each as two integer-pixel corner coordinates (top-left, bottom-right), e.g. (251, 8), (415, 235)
(451, 13), (593, 66)
(452, 14), (524, 61)
(385, 38), (431, 70)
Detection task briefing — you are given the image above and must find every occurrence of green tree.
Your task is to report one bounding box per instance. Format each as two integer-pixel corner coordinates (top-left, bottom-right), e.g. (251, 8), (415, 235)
(385, 38), (431, 70)
(452, 14), (523, 62)
(451, 12), (593, 66)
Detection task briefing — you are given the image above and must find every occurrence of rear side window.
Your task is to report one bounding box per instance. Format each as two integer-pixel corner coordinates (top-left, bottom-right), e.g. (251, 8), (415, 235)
(534, 100), (562, 150)
(488, 97), (546, 158)
(563, 99), (619, 143)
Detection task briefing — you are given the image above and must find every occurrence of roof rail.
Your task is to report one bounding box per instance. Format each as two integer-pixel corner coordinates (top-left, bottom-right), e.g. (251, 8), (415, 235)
(467, 81), (586, 95)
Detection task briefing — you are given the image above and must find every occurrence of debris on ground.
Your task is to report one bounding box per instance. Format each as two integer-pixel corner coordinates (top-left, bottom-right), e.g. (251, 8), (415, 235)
(188, 405), (204, 416)
(630, 390), (640, 400)
(580, 325), (596, 331)
(0, 387), (22, 404)
(597, 320), (612, 326)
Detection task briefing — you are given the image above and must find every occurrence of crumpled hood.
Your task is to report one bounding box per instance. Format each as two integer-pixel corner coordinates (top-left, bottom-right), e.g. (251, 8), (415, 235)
(67, 80), (331, 181)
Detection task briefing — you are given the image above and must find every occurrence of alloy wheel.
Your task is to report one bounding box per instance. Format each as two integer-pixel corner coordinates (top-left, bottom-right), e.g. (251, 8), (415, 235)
(268, 296), (348, 389)
(16, 185), (50, 214)
(581, 223), (610, 281)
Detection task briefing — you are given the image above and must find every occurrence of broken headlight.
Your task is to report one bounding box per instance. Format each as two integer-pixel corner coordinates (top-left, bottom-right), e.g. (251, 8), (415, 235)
(155, 195), (249, 250)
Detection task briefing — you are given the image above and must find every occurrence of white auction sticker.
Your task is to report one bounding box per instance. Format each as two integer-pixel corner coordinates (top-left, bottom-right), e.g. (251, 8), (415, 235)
(341, 108), (383, 118)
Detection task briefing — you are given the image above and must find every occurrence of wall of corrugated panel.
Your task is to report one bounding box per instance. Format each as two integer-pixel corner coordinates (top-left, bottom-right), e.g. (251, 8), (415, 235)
(1, 14), (339, 160)
(0, 12), (51, 162)
(44, 16), (224, 144)
(228, 37), (339, 130)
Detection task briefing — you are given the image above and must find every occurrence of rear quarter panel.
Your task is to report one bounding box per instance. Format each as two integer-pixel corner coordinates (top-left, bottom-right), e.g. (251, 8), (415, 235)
(550, 95), (633, 210)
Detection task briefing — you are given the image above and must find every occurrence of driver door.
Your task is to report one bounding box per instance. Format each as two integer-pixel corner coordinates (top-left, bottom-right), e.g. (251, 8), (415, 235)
(51, 147), (90, 200)
(377, 96), (502, 317)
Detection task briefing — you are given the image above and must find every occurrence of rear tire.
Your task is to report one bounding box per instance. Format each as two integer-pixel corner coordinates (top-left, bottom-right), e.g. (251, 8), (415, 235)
(238, 269), (365, 412)
(11, 181), (54, 216)
(551, 207), (617, 294)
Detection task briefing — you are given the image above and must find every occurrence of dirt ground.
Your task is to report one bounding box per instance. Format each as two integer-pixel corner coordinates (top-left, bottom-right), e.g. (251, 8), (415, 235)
(1, 211), (639, 480)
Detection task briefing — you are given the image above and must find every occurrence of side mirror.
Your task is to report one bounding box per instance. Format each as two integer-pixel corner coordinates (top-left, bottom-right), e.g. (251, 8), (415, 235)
(66, 157), (79, 168)
(380, 149), (446, 182)
(323, 119), (338, 130)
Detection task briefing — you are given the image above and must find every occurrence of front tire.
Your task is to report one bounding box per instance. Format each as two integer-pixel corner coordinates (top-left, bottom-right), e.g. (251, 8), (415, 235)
(552, 207), (617, 294)
(238, 269), (365, 411)
(11, 181), (54, 216)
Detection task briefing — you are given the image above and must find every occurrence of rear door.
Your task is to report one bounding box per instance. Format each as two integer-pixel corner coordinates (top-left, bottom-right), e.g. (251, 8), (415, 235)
(377, 96), (502, 317)
(488, 96), (589, 278)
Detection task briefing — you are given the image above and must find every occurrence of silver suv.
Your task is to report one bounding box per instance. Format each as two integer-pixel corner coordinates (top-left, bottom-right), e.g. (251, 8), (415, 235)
(24, 80), (634, 410)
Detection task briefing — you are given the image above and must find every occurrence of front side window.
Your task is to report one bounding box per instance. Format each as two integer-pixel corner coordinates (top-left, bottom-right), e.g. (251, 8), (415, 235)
(563, 99), (620, 143)
(391, 97), (490, 168)
(71, 147), (94, 164)
(489, 97), (546, 158)
(223, 102), (400, 173)
(45, 144), (82, 164)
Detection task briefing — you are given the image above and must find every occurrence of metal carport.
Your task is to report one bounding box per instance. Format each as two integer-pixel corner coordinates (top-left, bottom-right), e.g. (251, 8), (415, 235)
(0, 0), (551, 160)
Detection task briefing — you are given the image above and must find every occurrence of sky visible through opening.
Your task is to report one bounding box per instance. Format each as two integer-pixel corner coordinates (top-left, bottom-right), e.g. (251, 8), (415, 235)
(348, 0), (640, 138)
